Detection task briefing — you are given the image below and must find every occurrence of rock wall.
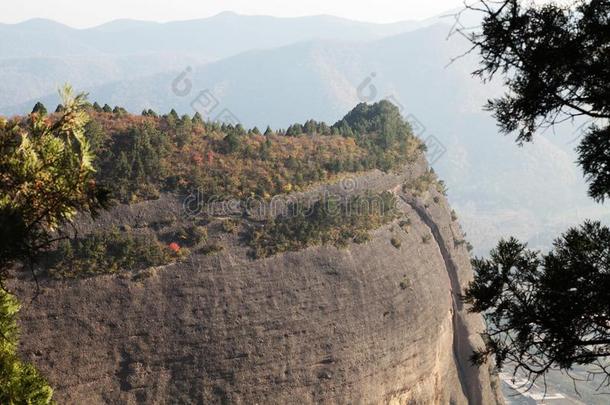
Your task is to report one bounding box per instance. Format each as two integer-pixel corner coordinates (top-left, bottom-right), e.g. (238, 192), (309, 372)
(12, 160), (503, 404)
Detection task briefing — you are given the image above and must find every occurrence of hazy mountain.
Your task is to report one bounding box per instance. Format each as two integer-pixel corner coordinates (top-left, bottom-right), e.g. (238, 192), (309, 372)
(0, 12), (426, 60)
(0, 12), (430, 112)
(0, 53), (209, 110)
(1, 18), (608, 254)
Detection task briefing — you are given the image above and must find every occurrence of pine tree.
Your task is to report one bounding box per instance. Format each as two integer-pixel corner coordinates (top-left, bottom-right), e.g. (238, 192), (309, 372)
(31, 102), (47, 116)
(192, 112), (203, 124)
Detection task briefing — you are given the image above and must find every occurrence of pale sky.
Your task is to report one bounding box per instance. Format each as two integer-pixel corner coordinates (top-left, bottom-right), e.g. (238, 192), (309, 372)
(3, 0), (466, 27)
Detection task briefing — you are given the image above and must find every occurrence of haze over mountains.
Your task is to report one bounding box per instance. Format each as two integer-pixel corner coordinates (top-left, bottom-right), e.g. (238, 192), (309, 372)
(1, 11), (608, 253)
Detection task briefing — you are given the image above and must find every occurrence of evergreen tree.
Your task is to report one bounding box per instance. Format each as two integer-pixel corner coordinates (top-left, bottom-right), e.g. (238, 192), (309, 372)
(112, 106), (127, 115)
(304, 119), (317, 135)
(235, 124), (246, 136)
(286, 123), (303, 136)
(463, 0), (610, 385)
(84, 120), (105, 156)
(102, 104), (112, 113)
(0, 85), (109, 403)
(223, 131), (241, 154)
(192, 112), (203, 124)
(31, 102), (47, 116)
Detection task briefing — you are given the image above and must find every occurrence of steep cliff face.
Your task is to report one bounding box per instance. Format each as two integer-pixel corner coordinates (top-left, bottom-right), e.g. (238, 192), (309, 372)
(12, 159), (503, 404)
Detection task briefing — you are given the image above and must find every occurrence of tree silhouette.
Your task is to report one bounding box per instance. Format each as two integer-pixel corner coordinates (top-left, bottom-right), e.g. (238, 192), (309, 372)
(461, 0), (610, 386)
(31, 102), (47, 116)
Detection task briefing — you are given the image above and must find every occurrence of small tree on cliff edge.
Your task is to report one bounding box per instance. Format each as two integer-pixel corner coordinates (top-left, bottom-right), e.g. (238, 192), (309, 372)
(0, 86), (110, 403)
(459, 0), (610, 387)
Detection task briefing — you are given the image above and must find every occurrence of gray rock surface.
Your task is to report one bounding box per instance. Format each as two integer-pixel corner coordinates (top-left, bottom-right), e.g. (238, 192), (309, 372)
(12, 160), (504, 404)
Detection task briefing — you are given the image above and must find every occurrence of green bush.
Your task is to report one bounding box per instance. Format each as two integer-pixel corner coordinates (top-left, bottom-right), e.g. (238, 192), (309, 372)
(0, 290), (55, 404)
(246, 191), (397, 258)
(174, 225), (208, 247)
(49, 229), (171, 278)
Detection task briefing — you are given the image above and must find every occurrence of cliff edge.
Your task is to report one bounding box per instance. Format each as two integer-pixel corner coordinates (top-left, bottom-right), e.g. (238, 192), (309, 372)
(10, 156), (503, 404)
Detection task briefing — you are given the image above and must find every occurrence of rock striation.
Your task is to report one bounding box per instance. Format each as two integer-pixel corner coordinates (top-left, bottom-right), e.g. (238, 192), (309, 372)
(12, 157), (504, 404)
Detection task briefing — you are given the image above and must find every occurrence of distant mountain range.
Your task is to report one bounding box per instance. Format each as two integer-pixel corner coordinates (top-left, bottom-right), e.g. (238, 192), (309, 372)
(0, 12), (428, 59)
(1, 11), (608, 254)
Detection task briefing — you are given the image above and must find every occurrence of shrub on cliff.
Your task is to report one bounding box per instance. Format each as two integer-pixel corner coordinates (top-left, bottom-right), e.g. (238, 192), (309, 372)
(48, 228), (171, 278)
(246, 191), (397, 258)
(0, 290), (55, 404)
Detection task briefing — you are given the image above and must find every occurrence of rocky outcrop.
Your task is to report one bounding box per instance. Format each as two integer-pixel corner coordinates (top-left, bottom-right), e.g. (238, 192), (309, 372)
(11, 159), (503, 404)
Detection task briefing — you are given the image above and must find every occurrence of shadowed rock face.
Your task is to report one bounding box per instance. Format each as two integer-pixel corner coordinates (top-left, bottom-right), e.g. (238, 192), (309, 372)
(12, 161), (504, 404)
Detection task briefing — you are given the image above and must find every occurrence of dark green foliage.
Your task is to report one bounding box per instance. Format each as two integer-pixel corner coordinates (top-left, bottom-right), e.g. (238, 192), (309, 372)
(285, 123), (303, 136)
(222, 131), (241, 154)
(0, 89), (109, 276)
(246, 191), (397, 258)
(0, 290), (55, 404)
(84, 119), (105, 155)
(92, 102), (102, 112)
(467, 0), (610, 201)
(465, 221), (610, 380)
(333, 100), (415, 170)
(463, 0), (610, 385)
(31, 102), (47, 116)
(577, 125), (610, 202)
(304, 119), (317, 135)
(112, 106), (127, 115)
(172, 225), (208, 247)
(102, 122), (170, 202)
(102, 104), (112, 113)
(264, 126), (273, 136)
(48, 228), (171, 278)
(0, 88), (109, 403)
(54, 104), (64, 113)
(333, 100), (408, 147)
